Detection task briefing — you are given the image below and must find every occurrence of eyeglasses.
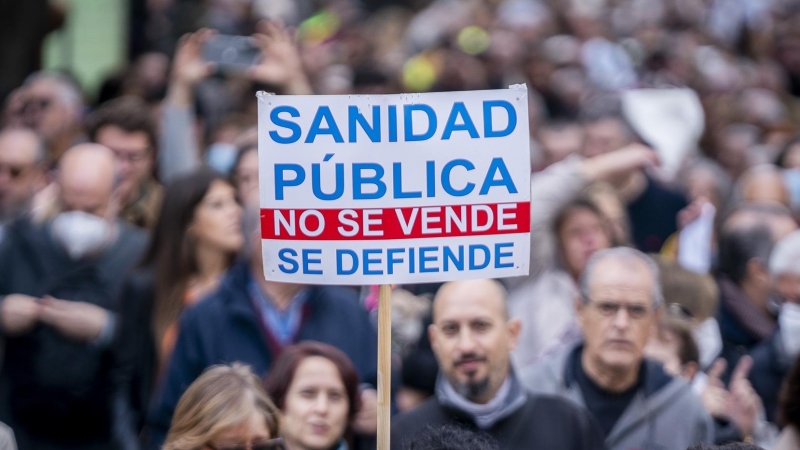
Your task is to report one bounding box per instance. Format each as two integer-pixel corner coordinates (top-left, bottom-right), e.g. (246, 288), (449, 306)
(588, 301), (652, 320)
(109, 147), (151, 164)
(207, 438), (284, 450)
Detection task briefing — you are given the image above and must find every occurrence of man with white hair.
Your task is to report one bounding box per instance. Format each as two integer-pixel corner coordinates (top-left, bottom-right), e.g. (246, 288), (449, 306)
(0, 143), (147, 449)
(8, 72), (87, 162)
(748, 229), (800, 423)
(520, 247), (713, 450)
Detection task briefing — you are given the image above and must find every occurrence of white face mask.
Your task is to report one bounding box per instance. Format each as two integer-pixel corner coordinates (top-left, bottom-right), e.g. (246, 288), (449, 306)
(51, 211), (113, 260)
(206, 143), (239, 174)
(780, 303), (800, 360)
(694, 317), (723, 370)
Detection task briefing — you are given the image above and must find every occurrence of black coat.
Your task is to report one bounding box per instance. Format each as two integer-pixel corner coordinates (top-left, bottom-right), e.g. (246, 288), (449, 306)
(111, 268), (158, 450)
(0, 218), (147, 449)
(390, 394), (606, 450)
(748, 331), (792, 423)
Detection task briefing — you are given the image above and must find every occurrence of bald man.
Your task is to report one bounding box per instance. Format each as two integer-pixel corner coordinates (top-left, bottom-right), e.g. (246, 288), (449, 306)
(0, 127), (46, 238)
(391, 279), (604, 450)
(737, 165), (791, 209)
(0, 143), (147, 449)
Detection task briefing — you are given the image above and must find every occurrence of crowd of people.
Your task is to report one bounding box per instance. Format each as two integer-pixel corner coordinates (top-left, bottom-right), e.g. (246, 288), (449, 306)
(2, 0), (800, 449)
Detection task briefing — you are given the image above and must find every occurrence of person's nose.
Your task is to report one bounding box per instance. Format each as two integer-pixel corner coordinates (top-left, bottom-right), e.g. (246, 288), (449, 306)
(456, 328), (478, 354)
(611, 307), (631, 331)
(311, 394), (330, 415)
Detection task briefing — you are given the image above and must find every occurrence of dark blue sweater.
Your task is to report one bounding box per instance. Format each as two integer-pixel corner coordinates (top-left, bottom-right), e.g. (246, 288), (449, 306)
(147, 261), (377, 449)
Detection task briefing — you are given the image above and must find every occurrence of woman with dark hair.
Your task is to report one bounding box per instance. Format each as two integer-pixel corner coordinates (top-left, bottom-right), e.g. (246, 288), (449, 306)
(264, 342), (360, 450)
(508, 196), (615, 367)
(112, 167), (244, 449)
(774, 355), (800, 450)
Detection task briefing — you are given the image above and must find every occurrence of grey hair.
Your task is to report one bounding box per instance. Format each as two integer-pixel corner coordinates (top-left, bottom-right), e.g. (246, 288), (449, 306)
(579, 247), (664, 307)
(769, 230), (800, 277)
(23, 71), (84, 112)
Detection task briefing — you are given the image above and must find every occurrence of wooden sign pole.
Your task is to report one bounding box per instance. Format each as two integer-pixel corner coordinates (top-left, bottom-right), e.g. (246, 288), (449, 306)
(377, 284), (392, 450)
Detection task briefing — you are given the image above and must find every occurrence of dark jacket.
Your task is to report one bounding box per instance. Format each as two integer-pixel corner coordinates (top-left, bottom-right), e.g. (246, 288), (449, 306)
(0, 217), (147, 449)
(111, 269), (158, 450)
(148, 261), (378, 449)
(520, 344), (714, 450)
(716, 280), (775, 383)
(748, 330), (792, 423)
(391, 388), (605, 450)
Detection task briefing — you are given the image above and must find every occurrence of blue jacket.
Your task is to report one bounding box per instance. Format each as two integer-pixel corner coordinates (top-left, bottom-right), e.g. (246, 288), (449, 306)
(147, 261), (377, 448)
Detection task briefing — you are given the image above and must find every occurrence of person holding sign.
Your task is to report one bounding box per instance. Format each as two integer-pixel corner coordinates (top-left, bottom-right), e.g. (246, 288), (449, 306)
(391, 279), (604, 450)
(148, 209), (377, 450)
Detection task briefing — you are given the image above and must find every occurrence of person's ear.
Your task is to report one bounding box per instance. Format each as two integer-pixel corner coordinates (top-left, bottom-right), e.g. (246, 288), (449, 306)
(747, 258), (770, 284)
(428, 323), (439, 353)
(507, 318), (522, 351)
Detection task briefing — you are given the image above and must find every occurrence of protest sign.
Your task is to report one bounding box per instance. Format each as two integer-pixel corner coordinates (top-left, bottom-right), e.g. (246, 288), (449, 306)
(257, 87), (531, 285)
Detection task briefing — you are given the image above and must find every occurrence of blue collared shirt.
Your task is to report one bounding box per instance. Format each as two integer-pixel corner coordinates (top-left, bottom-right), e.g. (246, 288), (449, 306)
(248, 279), (309, 346)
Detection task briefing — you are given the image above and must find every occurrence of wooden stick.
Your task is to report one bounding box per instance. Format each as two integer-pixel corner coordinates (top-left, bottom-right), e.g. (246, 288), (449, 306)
(377, 284), (392, 450)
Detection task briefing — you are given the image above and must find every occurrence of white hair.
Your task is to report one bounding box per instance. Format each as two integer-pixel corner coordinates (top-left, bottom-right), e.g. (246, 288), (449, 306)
(579, 246), (664, 306)
(769, 230), (800, 277)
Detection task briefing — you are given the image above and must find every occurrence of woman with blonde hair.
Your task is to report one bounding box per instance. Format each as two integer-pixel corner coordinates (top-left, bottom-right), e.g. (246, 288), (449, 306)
(163, 363), (282, 450)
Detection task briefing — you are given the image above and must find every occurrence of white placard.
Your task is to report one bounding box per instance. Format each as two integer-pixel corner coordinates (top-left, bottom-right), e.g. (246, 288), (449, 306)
(257, 87), (531, 284)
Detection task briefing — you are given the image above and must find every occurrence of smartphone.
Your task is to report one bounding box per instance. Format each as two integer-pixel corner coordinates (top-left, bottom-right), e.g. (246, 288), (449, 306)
(203, 35), (260, 73)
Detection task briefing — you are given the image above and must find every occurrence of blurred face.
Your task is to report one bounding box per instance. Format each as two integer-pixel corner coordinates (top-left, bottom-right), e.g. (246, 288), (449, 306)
(281, 357), (349, 450)
(742, 171), (790, 208)
(234, 150), (259, 208)
(539, 125), (584, 167)
(578, 257), (658, 373)
(685, 168), (721, 209)
(430, 280), (520, 404)
(58, 148), (116, 217)
(644, 330), (682, 376)
(191, 180), (244, 253)
(0, 130), (44, 217)
(783, 143), (800, 169)
(558, 207), (611, 278)
(205, 410), (273, 450)
(583, 118), (631, 158)
(94, 125), (153, 202)
(774, 273), (800, 304)
(18, 79), (78, 143)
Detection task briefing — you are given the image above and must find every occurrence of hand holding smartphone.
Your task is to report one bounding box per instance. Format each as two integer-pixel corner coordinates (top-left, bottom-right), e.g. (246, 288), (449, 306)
(203, 34), (261, 73)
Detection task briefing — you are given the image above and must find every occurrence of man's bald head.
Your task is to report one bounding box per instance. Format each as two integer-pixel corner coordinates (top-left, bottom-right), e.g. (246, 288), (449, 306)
(433, 279), (509, 322)
(58, 143), (117, 217)
(429, 279), (519, 404)
(738, 165), (790, 209)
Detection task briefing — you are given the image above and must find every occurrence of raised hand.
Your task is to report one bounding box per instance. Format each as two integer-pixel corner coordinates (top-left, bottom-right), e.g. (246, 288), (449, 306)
(579, 143), (660, 184)
(168, 28), (217, 106)
(701, 358), (732, 418)
(728, 356), (760, 438)
(247, 21), (312, 94)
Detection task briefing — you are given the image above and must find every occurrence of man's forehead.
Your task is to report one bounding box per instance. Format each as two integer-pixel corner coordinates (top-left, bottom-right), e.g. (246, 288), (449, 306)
(433, 280), (507, 322)
(588, 259), (654, 295)
(0, 131), (39, 161)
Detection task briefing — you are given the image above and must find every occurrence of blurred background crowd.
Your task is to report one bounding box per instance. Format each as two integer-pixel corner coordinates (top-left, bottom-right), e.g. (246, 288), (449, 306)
(3, 0), (800, 449)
